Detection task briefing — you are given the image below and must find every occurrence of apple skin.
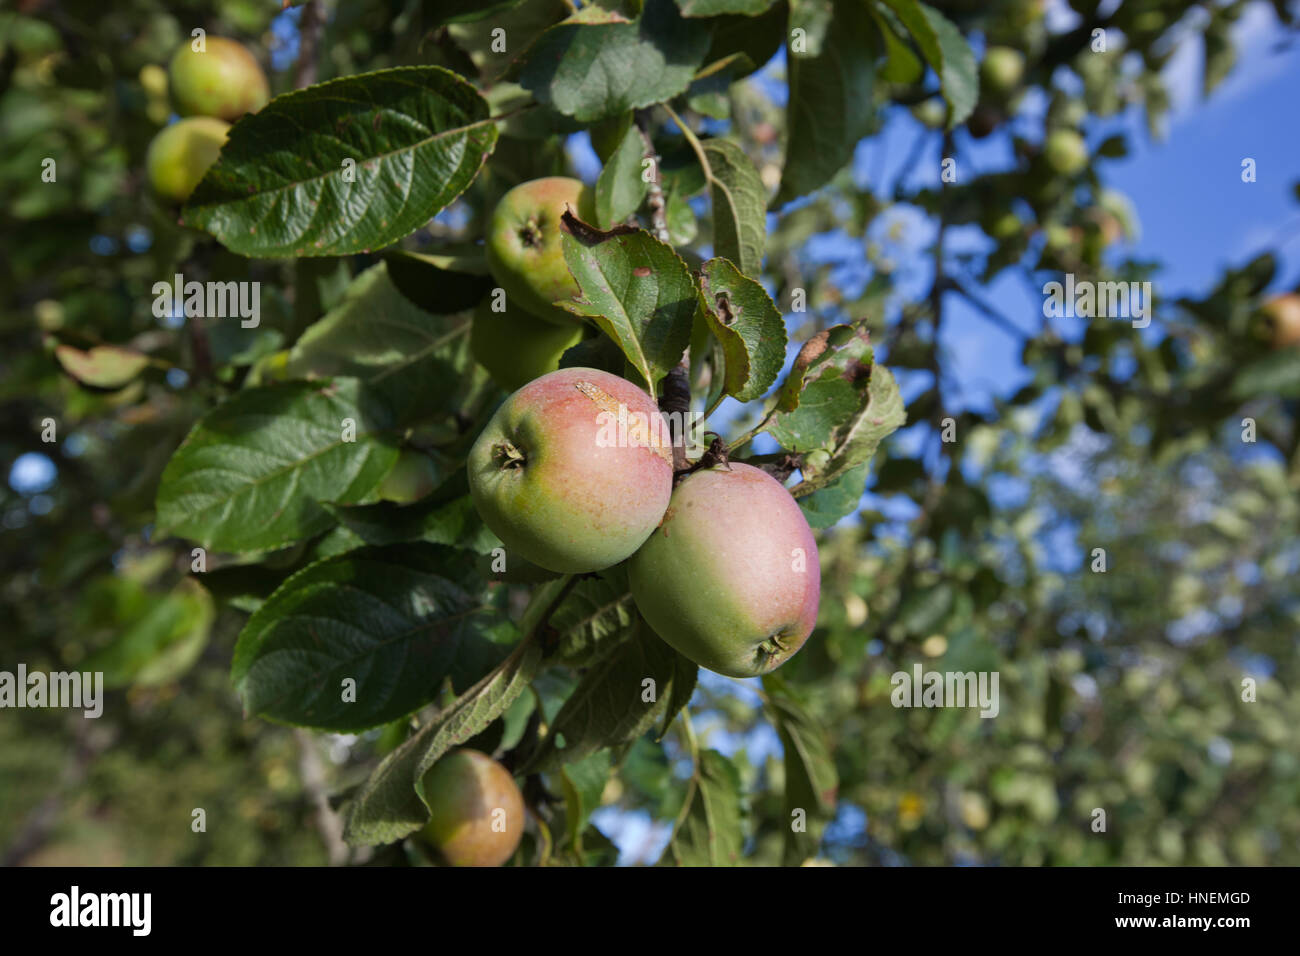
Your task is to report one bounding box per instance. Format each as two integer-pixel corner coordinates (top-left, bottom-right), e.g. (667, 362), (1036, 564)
(145, 116), (230, 202)
(485, 177), (595, 326)
(169, 37), (269, 121)
(1043, 128), (1088, 176)
(628, 462), (821, 679)
(467, 366), (673, 573)
(981, 46), (1025, 97)
(471, 297), (583, 392)
(419, 750), (524, 867)
(1262, 293), (1300, 349)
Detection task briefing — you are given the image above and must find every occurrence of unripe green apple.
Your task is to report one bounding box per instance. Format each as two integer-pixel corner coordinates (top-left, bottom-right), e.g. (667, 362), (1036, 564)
(471, 297), (583, 392)
(485, 177), (595, 326)
(628, 462), (821, 679)
(377, 448), (439, 503)
(468, 366), (673, 573)
(419, 749), (524, 867)
(145, 116), (229, 202)
(910, 98), (947, 129)
(169, 37), (269, 121)
(1043, 128), (1088, 176)
(981, 46), (1025, 97)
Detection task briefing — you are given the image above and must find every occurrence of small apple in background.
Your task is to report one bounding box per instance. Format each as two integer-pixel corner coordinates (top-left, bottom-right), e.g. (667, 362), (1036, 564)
(981, 46), (1025, 98)
(485, 177), (595, 326)
(418, 750), (523, 867)
(376, 448), (439, 503)
(1043, 128), (1088, 176)
(628, 462), (821, 679)
(1261, 293), (1300, 349)
(169, 36), (270, 121)
(467, 366), (672, 573)
(471, 296), (583, 392)
(145, 116), (229, 202)
(966, 104), (1002, 139)
(911, 98), (947, 129)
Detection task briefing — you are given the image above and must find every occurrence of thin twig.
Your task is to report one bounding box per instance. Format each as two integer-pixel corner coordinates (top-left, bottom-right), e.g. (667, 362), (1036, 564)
(294, 729), (349, 865)
(295, 0), (323, 89)
(634, 109), (669, 241)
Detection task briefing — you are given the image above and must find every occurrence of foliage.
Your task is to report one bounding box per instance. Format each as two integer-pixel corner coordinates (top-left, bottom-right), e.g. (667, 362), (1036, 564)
(1, 0), (1297, 867)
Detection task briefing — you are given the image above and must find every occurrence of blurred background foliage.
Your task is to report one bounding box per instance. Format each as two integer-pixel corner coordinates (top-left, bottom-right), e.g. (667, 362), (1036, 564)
(2, 0), (1298, 866)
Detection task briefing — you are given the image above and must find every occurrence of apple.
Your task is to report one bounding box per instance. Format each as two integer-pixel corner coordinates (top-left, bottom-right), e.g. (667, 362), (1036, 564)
(145, 116), (229, 202)
(1262, 293), (1300, 349)
(910, 98), (947, 129)
(981, 46), (1025, 97)
(467, 366), (673, 573)
(628, 462), (821, 679)
(1043, 128), (1088, 176)
(471, 297), (584, 392)
(485, 177), (595, 326)
(169, 36), (270, 121)
(419, 749), (524, 867)
(966, 105), (1002, 139)
(376, 448), (439, 503)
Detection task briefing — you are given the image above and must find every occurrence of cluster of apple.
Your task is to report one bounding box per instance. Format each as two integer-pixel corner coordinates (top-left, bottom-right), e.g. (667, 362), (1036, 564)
(145, 37), (269, 202)
(469, 178), (822, 682)
(415, 180), (823, 867)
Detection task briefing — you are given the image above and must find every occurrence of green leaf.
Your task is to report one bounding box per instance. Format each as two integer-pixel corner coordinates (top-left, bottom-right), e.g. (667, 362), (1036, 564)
(796, 460), (868, 528)
(1231, 349), (1300, 399)
(878, 0), (978, 128)
(182, 67), (498, 258)
(676, 0), (776, 14)
(342, 638), (542, 846)
(446, 0), (570, 80)
(326, 485), (501, 556)
(558, 213), (697, 390)
(768, 376), (860, 450)
(154, 378), (400, 553)
(520, 0), (711, 123)
(701, 139), (767, 276)
(774, 0), (876, 205)
(280, 262), (473, 423)
(769, 322), (906, 495)
(669, 749), (744, 865)
(425, 0), (527, 27)
(870, 4), (924, 84)
(697, 257), (787, 402)
(762, 673), (838, 865)
(384, 250), (493, 314)
(595, 121), (650, 227)
(548, 577), (638, 663)
(84, 579), (214, 688)
(54, 344), (150, 389)
(523, 625), (697, 772)
(559, 749), (613, 861)
(232, 543), (517, 732)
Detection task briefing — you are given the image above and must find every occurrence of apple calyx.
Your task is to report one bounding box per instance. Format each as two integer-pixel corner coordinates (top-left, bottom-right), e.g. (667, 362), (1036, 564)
(492, 440), (526, 470)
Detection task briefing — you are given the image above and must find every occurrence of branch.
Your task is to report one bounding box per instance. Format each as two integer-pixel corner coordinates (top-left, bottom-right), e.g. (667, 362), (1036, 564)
(294, 729), (349, 865)
(659, 362), (691, 471)
(634, 109), (669, 241)
(294, 0), (324, 89)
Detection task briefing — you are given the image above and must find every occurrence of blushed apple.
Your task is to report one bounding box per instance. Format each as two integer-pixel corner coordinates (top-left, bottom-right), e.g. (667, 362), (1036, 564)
(419, 749), (524, 867)
(628, 462), (821, 679)
(467, 367), (673, 573)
